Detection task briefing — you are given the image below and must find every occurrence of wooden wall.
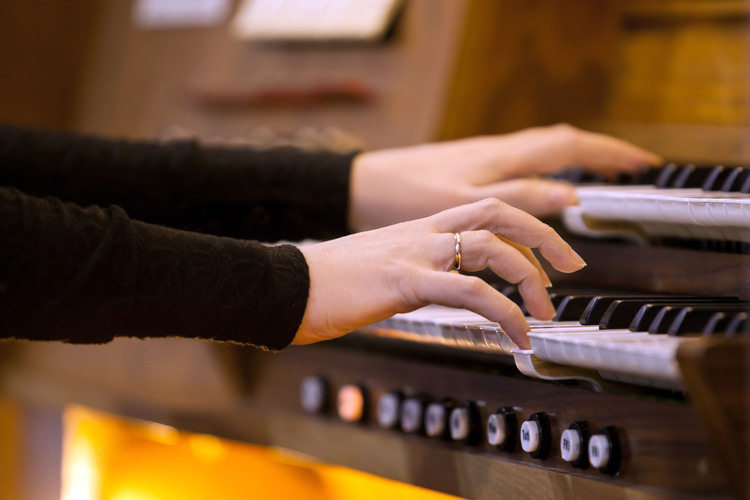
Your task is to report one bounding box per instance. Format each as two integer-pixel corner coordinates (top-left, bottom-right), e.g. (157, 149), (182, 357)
(439, 0), (750, 163)
(0, 0), (103, 129)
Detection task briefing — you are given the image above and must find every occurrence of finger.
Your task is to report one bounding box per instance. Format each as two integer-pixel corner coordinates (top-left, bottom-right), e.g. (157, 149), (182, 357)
(457, 230), (554, 318)
(430, 198), (586, 273)
(571, 128), (664, 174)
(496, 125), (663, 178)
(496, 234), (552, 287)
(472, 179), (579, 217)
(455, 230), (551, 287)
(413, 270), (532, 349)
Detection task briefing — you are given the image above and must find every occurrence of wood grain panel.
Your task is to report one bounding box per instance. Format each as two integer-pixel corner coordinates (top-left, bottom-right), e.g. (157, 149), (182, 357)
(543, 236), (750, 299)
(439, 0), (620, 139)
(0, 0), (103, 129)
(678, 339), (749, 499)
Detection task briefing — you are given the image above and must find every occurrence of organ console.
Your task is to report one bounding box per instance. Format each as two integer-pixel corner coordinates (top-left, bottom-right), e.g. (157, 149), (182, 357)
(218, 163), (749, 498)
(0, 0), (748, 499)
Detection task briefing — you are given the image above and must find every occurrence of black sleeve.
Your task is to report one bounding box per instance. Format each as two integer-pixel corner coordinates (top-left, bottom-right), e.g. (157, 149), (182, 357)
(0, 187), (307, 350)
(0, 122), (355, 241)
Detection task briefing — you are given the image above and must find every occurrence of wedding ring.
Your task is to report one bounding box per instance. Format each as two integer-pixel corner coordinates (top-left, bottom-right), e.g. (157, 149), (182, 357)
(452, 232), (462, 271)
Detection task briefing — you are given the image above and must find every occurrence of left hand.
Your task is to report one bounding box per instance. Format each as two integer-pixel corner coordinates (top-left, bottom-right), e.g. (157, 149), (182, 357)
(297, 198), (587, 349)
(348, 124), (662, 231)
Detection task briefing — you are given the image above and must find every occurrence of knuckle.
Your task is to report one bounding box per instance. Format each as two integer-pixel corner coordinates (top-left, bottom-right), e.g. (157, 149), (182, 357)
(497, 297), (522, 321)
(540, 222), (558, 241)
(475, 229), (496, 246)
(475, 197), (506, 213)
(462, 275), (488, 296)
(551, 122), (576, 135)
(550, 123), (580, 147)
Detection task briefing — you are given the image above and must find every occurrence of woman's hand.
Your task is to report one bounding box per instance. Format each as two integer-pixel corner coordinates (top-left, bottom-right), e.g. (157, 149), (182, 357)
(349, 124), (662, 231)
(297, 198), (587, 349)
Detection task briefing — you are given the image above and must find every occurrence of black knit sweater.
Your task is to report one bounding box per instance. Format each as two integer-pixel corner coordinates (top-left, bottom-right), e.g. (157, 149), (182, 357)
(0, 123), (354, 350)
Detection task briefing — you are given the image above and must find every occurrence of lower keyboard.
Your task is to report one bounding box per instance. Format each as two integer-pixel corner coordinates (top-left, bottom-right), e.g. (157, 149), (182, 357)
(364, 305), (698, 391)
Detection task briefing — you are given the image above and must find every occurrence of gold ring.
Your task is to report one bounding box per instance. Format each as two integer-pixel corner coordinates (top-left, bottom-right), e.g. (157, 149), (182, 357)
(453, 232), (462, 271)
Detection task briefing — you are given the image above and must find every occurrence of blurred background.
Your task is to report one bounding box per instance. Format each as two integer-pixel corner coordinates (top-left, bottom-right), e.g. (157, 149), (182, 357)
(1, 0), (747, 159)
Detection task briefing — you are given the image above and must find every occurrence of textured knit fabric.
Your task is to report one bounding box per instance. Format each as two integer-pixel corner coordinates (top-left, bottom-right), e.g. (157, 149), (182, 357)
(0, 123), (355, 350)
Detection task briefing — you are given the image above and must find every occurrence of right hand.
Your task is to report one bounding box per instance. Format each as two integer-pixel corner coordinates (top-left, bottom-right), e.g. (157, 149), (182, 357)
(348, 124), (662, 231)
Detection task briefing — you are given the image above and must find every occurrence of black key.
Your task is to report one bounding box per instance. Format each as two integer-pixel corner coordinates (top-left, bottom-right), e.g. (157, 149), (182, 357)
(648, 306), (684, 334)
(549, 293), (570, 309)
(726, 312), (750, 336)
(666, 303), (749, 335)
(702, 312), (731, 335)
(581, 294), (668, 325)
(671, 164), (714, 189)
(548, 166), (586, 184)
(554, 295), (600, 321)
(725, 168), (750, 192)
(631, 303), (683, 332)
(548, 167), (606, 185)
(599, 298), (674, 329)
(740, 172), (750, 194)
(600, 296), (739, 329)
(630, 166), (664, 186)
(614, 171), (637, 185)
(655, 163), (680, 188)
(630, 298), (742, 332)
(619, 166), (663, 186)
(720, 167), (744, 191)
(548, 288), (619, 320)
(701, 165), (729, 191)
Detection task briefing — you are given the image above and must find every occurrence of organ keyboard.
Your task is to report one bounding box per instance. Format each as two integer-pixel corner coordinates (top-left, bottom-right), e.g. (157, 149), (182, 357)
(362, 295), (744, 392)
(563, 163), (750, 244)
(361, 163), (750, 392)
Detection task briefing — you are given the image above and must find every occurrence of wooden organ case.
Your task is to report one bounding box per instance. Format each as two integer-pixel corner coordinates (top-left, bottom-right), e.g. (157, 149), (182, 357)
(0, 1), (748, 499)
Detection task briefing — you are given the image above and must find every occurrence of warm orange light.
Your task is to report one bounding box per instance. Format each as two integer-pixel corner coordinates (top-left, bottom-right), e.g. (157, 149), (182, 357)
(61, 405), (461, 500)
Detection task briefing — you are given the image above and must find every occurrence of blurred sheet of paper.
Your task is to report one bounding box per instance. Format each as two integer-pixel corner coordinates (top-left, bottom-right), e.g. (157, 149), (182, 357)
(133, 0), (232, 29)
(232, 0), (404, 42)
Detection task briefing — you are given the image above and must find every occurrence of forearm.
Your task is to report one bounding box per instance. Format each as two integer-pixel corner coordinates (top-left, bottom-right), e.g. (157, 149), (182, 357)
(0, 187), (308, 350)
(0, 122), (355, 241)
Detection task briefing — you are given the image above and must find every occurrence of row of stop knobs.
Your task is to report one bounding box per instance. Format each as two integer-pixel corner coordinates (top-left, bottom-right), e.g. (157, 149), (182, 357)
(299, 376), (621, 475)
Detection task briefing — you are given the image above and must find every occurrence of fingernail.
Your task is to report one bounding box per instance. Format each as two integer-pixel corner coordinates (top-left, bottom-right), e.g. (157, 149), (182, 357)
(569, 247), (587, 269)
(542, 271), (553, 288)
(651, 154), (665, 165)
(640, 155), (663, 167)
(545, 299), (557, 319)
